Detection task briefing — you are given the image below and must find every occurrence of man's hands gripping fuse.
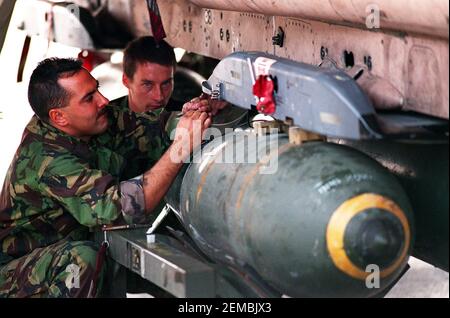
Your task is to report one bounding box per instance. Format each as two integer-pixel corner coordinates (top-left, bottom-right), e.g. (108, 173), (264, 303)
(170, 110), (212, 163)
(142, 109), (211, 213)
(182, 93), (228, 116)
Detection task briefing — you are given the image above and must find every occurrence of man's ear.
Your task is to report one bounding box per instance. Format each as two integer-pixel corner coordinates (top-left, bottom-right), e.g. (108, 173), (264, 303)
(48, 108), (68, 126)
(122, 73), (130, 89)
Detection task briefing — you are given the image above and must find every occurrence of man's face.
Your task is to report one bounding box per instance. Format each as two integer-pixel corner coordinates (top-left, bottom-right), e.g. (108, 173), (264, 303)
(57, 69), (109, 139)
(123, 62), (174, 113)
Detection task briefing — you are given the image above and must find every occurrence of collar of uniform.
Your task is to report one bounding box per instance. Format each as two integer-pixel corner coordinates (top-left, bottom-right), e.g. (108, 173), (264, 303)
(118, 95), (129, 110)
(111, 95), (167, 121)
(122, 95), (166, 120)
(139, 107), (165, 121)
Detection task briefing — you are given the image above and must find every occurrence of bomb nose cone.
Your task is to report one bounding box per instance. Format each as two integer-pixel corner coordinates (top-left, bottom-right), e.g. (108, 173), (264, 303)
(344, 209), (405, 269)
(327, 193), (411, 280)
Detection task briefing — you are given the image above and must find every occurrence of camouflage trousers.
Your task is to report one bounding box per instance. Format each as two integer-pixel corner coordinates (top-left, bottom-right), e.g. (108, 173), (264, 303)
(0, 239), (104, 298)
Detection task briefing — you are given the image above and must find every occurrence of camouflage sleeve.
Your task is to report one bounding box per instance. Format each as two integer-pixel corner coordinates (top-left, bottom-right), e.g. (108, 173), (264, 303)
(119, 175), (147, 224)
(39, 153), (143, 227)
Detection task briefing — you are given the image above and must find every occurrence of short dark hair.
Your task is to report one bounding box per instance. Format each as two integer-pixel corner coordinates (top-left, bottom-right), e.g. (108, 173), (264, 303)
(28, 58), (83, 121)
(123, 36), (176, 79)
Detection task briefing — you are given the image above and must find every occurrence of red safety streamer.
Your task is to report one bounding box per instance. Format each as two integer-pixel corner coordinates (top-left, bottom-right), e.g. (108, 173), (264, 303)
(253, 75), (276, 115)
(87, 241), (108, 298)
(147, 0), (167, 43)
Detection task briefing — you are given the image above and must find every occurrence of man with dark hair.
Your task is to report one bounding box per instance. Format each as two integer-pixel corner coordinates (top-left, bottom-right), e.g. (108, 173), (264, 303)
(115, 36), (225, 130)
(0, 57), (210, 297)
(28, 58), (83, 121)
(112, 35), (221, 181)
(118, 36), (180, 114)
(123, 36), (176, 81)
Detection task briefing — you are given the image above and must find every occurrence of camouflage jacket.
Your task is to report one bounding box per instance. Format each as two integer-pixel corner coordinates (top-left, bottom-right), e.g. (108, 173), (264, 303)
(0, 106), (169, 265)
(98, 101), (172, 180)
(110, 96), (182, 136)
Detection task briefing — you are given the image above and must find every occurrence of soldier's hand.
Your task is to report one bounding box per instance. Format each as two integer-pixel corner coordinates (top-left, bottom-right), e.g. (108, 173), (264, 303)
(208, 98), (228, 116)
(182, 94), (229, 116)
(182, 97), (209, 114)
(171, 111), (211, 162)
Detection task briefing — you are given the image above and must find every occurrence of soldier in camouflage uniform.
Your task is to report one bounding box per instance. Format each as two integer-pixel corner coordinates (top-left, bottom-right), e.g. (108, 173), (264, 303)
(0, 57), (211, 297)
(116, 36), (183, 116)
(109, 36), (216, 203)
(113, 36), (212, 132)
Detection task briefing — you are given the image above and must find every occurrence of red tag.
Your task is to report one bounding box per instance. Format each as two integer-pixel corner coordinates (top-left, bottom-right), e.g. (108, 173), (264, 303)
(253, 75), (276, 115)
(78, 50), (106, 72)
(78, 50), (94, 71)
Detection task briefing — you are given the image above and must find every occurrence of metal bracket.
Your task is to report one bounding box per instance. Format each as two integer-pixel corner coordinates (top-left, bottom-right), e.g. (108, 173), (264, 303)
(202, 81), (223, 100)
(272, 27), (285, 47)
(289, 126), (325, 145)
(253, 120), (283, 136)
(146, 204), (171, 237)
